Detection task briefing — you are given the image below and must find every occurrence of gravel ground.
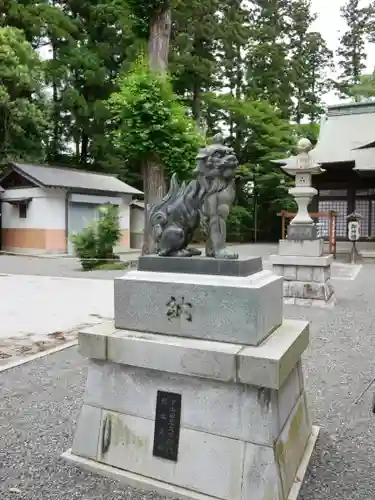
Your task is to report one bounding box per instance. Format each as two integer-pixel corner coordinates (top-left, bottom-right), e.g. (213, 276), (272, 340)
(0, 254), (139, 280)
(1, 264), (375, 499)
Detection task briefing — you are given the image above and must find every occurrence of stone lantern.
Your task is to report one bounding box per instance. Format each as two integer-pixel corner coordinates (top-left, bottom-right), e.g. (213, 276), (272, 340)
(282, 138), (325, 239)
(270, 138), (335, 307)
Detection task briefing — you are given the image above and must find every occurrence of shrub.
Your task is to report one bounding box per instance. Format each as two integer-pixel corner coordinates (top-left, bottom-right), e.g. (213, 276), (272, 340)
(226, 205), (253, 243)
(71, 223), (98, 270)
(71, 205), (122, 270)
(96, 205), (122, 260)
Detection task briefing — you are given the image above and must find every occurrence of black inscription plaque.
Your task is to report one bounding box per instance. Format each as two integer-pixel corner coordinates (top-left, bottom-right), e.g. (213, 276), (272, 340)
(152, 390), (182, 462)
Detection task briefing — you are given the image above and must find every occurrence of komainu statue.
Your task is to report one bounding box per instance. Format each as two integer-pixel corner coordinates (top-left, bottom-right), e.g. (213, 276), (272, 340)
(146, 133), (239, 259)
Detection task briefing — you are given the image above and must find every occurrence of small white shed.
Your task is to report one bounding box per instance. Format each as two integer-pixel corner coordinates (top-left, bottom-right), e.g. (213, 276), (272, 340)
(0, 162), (143, 255)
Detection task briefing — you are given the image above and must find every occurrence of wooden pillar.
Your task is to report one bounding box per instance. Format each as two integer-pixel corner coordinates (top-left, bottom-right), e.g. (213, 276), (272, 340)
(328, 211), (333, 254)
(333, 214), (337, 259)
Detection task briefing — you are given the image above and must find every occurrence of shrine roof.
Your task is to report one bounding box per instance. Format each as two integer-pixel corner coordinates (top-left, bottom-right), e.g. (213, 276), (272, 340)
(274, 101), (375, 171)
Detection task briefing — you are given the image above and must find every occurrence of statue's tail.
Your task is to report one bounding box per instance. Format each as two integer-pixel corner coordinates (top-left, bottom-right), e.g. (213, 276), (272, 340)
(147, 174), (179, 220)
(146, 173), (186, 238)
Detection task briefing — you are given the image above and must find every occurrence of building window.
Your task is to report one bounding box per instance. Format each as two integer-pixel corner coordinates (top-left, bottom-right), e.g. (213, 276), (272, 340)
(371, 202), (375, 238)
(355, 199), (370, 238)
(19, 202), (28, 219)
(318, 200), (348, 238)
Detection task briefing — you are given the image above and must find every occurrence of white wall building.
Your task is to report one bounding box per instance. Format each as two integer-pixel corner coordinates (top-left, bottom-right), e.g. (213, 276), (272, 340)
(130, 200), (145, 250)
(0, 162), (143, 255)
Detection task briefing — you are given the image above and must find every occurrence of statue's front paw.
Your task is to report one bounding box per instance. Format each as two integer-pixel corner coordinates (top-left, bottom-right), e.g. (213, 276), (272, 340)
(188, 247), (202, 256)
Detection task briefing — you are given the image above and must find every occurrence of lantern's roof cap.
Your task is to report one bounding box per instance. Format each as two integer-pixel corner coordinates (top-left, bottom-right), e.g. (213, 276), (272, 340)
(347, 211), (364, 221)
(272, 138), (324, 175)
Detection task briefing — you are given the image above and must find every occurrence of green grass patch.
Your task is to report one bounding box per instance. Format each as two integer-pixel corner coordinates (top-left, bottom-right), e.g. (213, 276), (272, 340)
(94, 262), (126, 271)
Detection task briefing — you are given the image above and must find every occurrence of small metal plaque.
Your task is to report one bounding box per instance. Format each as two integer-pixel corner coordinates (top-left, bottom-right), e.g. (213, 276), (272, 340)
(153, 391), (182, 462)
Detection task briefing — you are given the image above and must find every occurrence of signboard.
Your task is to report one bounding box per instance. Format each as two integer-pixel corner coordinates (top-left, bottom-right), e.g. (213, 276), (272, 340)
(153, 391), (182, 462)
(348, 221), (360, 241)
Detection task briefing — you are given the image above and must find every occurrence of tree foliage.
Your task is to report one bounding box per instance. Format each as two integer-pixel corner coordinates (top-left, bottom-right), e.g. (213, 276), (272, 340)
(170, 0), (219, 123)
(287, 1), (333, 122)
(337, 0), (374, 97)
(246, 0), (293, 120)
(0, 27), (49, 164)
(108, 58), (202, 183)
(349, 68), (375, 99)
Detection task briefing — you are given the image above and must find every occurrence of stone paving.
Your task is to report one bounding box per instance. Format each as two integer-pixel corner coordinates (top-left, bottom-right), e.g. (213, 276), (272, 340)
(0, 275), (113, 364)
(1, 261), (375, 499)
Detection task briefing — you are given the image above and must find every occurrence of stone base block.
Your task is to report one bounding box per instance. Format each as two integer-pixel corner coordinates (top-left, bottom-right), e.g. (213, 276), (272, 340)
(278, 239), (324, 257)
(270, 254), (333, 268)
(287, 224), (317, 241)
(270, 253), (335, 307)
(63, 425), (320, 500)
(114, 268), (283, 346)
(138, 255), (263, 277)
(283, 282), (335, 308)
(283, 280), (334, 301)
(284, 295), (336, 309)
(64, 320), (316, 500)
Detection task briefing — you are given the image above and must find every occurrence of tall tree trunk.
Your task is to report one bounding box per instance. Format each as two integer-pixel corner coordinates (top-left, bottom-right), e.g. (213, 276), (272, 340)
(142, 160), (165, 255)
(234, 44), (243, 156)
(148, 5), (172, 74)
(75, 136), (80, 161)
(80, 133), (89, 165)
(191, 36), (202, 127)
(142, 3), (172, 255)
(51, 43), (59, 162)
(0, 106), (9, 164)
(192, 79), (201, 125)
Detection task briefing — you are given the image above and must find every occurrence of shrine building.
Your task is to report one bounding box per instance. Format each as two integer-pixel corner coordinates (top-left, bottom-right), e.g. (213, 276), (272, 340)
(276, 100), (375, 242)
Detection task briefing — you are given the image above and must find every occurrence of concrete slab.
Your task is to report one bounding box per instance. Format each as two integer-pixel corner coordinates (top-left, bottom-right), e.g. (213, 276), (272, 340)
(78, 319), (309, 389)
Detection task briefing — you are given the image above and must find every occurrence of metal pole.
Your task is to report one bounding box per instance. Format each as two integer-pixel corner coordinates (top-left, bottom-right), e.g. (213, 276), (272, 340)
(252, 182), (257, 243)
(254, 197), (258, 243)
(350, 241), (357, 265)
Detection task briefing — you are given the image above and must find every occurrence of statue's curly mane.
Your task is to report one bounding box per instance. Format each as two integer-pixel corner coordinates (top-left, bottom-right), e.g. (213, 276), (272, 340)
(195, 150), (236, 195)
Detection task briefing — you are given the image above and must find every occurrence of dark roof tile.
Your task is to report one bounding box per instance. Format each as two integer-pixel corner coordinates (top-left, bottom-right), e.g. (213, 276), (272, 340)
(10, 163), (143, 195)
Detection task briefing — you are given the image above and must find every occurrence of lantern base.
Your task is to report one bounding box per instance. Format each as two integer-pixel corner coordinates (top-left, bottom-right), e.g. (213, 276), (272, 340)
(287, 224), (317, 241)
(270, 253), (335, 308)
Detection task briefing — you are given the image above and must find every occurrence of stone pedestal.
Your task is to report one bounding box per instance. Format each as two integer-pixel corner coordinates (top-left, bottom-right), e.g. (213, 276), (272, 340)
(64, 257), (318, 500)
(114, 263), (282, 346)
(270, 240), (335, 307)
